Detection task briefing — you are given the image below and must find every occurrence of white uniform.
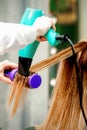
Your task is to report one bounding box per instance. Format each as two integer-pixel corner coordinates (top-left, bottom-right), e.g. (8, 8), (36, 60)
(0, 22), (37, 55)
(0, 16), (54, 55)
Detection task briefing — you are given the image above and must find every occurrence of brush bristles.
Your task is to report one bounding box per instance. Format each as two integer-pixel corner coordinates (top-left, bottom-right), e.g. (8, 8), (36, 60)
(7, 73), (29, 118)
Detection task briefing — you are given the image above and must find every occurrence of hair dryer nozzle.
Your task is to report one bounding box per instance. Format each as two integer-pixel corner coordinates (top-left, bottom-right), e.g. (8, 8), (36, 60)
(18, 57), (32, 77)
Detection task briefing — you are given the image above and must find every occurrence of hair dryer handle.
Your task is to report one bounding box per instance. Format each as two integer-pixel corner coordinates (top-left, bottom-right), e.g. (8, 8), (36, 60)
(45, 28), (60, 46)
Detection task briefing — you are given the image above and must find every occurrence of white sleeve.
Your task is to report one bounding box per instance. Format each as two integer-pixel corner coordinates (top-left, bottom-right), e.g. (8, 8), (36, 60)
(0, 22), (37, 55)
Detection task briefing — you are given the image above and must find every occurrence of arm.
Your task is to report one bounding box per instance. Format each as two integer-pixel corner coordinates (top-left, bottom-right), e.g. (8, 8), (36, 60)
(0, 16), (55, 55)
(0, 22), (37, 55)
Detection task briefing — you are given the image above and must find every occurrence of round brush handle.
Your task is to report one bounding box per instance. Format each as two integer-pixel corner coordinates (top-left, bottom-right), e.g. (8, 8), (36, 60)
(4, 69), (18, 81)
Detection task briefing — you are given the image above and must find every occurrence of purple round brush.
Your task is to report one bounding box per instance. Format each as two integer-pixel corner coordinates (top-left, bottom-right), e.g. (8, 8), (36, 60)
(4, 69), (42, 88)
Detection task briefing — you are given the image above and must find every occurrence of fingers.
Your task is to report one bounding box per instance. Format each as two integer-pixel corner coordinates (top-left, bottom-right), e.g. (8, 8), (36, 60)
(33, 16), (56, 37)
(51, 17), (57, 31)
(0, 60), (18, 85)
(42, 16), (56, 30)
(1, 60), (17, 70)
(51, 22), (56, 31)
(36, 36), (47, 42)
(0, 73), (11, 84)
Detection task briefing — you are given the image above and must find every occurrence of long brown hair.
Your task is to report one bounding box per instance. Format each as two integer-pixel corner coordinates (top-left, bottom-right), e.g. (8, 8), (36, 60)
(34, 39), (87, 130)
(7, 38), (87, 127)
